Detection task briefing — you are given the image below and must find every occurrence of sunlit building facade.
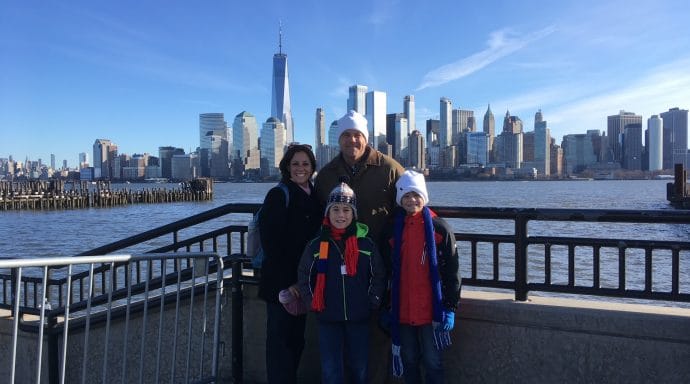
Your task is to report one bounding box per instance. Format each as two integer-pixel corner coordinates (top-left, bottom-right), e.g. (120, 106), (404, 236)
(365, 90), (387, 150)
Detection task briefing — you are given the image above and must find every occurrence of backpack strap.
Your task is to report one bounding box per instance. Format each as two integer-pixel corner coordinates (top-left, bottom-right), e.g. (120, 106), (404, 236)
(277, 182), (290, 207)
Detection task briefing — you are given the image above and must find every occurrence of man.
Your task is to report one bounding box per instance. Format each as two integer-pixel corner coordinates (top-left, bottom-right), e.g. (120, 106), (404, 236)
(315, 109), (404, 383)
(315, 109), (404, 252)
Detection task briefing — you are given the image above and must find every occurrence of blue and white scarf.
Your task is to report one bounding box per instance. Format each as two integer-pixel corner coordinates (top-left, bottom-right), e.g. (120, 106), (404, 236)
(390, 206), (451, 377)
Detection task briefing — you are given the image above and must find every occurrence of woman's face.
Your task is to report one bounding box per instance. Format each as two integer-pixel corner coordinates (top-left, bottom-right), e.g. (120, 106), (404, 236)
(289, 151), (313, 187)
(328, 203), (353, 229)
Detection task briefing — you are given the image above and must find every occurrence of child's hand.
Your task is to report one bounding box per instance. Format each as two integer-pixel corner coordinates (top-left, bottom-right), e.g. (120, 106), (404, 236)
(442, 310), (455, 331)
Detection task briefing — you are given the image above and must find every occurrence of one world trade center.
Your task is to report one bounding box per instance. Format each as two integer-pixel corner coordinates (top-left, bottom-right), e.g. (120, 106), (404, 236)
(271, 25), (294, 144)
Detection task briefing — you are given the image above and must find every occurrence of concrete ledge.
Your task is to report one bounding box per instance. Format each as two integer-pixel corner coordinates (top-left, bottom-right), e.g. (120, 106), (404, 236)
(451, 290), (690, 383)
(3, 288), (690, 383)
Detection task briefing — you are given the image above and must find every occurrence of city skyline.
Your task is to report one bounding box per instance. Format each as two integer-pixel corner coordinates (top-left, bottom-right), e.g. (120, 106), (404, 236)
(2, 0), (690, 166)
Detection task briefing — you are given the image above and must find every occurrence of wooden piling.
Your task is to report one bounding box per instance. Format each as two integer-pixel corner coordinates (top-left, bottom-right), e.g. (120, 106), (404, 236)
(0, 178), (213, 211)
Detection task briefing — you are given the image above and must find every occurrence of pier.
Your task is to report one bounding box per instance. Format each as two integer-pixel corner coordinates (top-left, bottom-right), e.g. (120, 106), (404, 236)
(1, 203), (690, 383)
(667, 163), (690, 209)
(0, 179), (214, 211)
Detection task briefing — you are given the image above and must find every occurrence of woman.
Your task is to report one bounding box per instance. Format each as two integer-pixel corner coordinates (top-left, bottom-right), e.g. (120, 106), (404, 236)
(257, 144), (322, 384)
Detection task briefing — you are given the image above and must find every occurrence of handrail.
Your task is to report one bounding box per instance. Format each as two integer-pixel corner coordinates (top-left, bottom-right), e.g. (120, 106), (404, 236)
(76, 203), (258, 256)
(2, 203), (690, 311)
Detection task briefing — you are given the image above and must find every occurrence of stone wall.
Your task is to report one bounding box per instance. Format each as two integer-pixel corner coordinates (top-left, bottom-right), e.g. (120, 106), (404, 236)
(3, 286), (690, 383)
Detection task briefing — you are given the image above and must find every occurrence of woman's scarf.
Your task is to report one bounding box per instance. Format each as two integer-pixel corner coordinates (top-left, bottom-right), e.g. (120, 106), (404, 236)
(390, 206), (446, 377)
(311, 217), (359, 312)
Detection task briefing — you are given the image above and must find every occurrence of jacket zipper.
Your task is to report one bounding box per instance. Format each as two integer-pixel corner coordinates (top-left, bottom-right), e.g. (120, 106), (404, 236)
(332, 239), (348, 321)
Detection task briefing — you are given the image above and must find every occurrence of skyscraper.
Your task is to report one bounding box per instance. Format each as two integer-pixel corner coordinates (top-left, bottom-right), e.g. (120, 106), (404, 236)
(439, 97), (452, 148)
(315, 107), (326, 147)
(93, 139), (117, 180)
(483, 104), (495, 161)
(232, 111), (259, 171)
(426, 119), (439, 147)
(659, 107), (689, 169)
(534, 109), (551, 176)
(404, 95), (415, 134)
(386, 113), (408, 162)
(622, 123), (643, 170)
(199, 113), (228, 177)
(271, 26), (294, 144)
(328, 120), (339, 147)
(365, 90), (387, 149)
(199, 113), (227, 151)
(260, 117), (286, 177)
(607, 110), (642, 164)
(466, 132), (489, 166)
(79, 152), (89, 169)
(408, 130), (425, 170)
(648, 115), (663, 171)
(562, 134), (597, 175)
(159, 146), (185, 180)
(495, 111), (523, 169)
(348, 85), (368, 115)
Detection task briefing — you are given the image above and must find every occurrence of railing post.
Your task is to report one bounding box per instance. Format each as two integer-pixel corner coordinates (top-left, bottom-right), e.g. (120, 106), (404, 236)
(515, 214), (528, 301)
(11, 267), (17, 308)
(48, 316), (59, 384)
(231, 256), (244, 383)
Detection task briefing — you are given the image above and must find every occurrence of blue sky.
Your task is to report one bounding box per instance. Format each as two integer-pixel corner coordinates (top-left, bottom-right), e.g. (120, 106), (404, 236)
(2, 0), (690, 167)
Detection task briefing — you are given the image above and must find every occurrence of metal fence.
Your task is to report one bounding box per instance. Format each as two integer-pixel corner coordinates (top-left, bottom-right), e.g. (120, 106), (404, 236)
(434, 206), (690, 303)
(1, 204), (690, 382)
(0, 252), (224, 384)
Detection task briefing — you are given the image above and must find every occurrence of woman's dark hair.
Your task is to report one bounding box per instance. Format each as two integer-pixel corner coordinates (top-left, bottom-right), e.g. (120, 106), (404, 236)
(279, 144), (317, 182)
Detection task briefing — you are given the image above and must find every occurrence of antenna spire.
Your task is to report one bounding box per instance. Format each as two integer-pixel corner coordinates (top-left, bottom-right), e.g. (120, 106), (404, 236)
(278, 21), (283, 54)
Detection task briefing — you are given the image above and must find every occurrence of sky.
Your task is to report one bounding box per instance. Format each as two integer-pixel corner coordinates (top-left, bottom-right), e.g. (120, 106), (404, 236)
(2, 0), (690, 167)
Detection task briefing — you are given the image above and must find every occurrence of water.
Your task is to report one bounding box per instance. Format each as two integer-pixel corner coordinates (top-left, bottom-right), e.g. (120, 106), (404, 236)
(1, 179), (689, 307)
(0, 179), (684, 260)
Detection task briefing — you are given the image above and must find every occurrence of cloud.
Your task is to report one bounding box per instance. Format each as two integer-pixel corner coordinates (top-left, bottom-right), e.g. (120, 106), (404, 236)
(416, 26), (556, 91)
(548, 59), (690, 135)
(365, 0), (399, 26)
(487, 57), (690, 142)
(329, 77), (352, 98)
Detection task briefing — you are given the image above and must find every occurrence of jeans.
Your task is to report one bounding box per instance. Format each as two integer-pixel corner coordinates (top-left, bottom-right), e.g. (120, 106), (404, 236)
(318, 320), (369, 384)
(265, 302), (306, 384)
(399, 324), (444, 384)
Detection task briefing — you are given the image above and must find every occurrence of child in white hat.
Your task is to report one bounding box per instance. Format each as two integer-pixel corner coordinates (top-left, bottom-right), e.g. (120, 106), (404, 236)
(297, 182), (386, 384)
(387, 170), (461, 383)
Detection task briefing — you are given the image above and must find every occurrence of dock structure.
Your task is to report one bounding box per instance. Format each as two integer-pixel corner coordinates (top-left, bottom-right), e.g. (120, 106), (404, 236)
(0, 178), (213, 211)
(667, 163), (690, 209)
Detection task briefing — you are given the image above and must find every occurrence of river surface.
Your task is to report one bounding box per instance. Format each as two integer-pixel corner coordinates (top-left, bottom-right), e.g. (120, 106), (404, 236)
(1, 179), (682, 258)
(1, 179), (688, 306)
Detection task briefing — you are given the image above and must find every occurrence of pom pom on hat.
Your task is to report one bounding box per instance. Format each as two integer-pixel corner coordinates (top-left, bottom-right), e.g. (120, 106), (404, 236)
(396, 170), (429, 206)
(325, 182), (358, 219)
(337, 110), (369, 142)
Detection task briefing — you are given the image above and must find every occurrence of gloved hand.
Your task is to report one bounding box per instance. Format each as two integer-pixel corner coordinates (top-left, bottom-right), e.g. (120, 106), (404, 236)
(442, 310), (455, 331)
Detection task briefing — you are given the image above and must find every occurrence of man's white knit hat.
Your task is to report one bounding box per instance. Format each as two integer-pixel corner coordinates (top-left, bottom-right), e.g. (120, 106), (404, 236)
(395, 169), (429, 206)
(337, 110), (369, 142)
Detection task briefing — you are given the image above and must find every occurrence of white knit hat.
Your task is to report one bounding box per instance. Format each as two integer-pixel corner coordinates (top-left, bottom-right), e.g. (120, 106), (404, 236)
(396, 170), (429, 206)
(337, 110), (369, 142)
(325, 182), (358, 219)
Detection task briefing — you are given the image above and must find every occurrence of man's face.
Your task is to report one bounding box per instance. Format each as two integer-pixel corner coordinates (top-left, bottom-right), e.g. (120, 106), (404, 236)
(338, 129), (367, 163)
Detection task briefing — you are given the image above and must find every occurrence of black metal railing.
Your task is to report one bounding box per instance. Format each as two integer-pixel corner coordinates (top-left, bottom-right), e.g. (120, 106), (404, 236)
(2, 203), (689, 383)
(434, 206), (690, 302)
(2, 204), (690, 312)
